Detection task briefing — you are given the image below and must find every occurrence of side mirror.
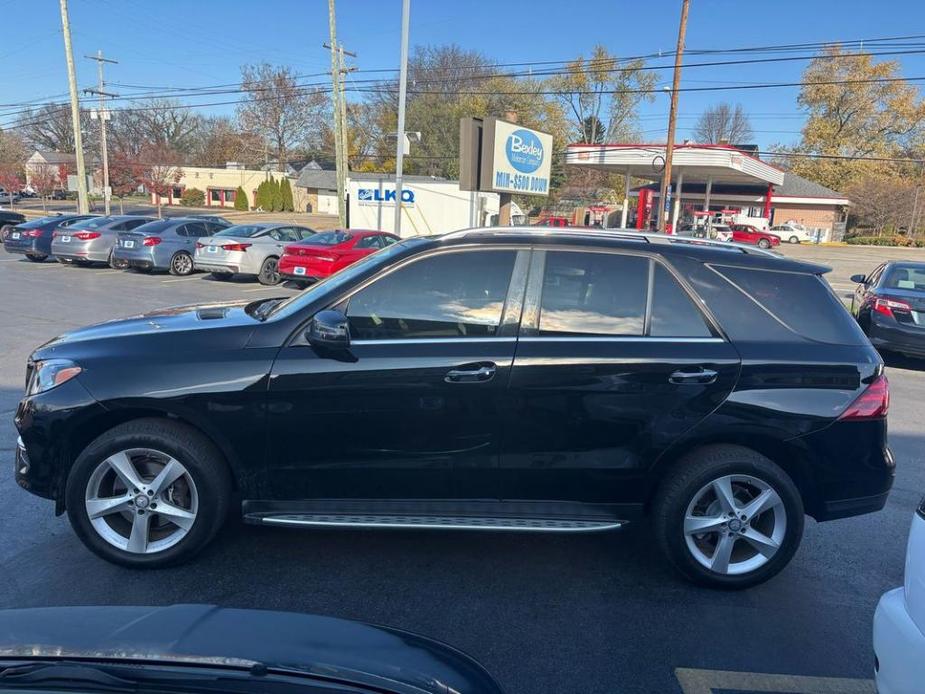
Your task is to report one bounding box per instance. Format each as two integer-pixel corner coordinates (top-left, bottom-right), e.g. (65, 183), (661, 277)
(850, 274), (867, 284)
(307, 309), (350, 350)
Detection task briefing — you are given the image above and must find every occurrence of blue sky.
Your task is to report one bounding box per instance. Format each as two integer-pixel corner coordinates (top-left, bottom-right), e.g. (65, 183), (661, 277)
(2, 0), (924, 149)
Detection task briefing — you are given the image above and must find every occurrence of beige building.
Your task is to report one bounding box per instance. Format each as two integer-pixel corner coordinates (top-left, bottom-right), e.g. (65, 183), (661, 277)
(149, 163), (308, 210)
(25, 151), (77, 186)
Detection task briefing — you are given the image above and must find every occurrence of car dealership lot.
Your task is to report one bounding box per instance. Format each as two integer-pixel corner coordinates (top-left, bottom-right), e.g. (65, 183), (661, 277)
(1, 245), (923, 694)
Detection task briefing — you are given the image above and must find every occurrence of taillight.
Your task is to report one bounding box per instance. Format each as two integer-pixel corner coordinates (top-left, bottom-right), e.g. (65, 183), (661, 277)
(72, 231), (101, 240)
(221, 243), (251, 252)
(22, 229), (43, 238)
(873, 297), (912, 318)
(195, 242), (205, 249)
(314, 254), (336, 262)
(142, 236), (162, 246)
(839, 374), (889, 420)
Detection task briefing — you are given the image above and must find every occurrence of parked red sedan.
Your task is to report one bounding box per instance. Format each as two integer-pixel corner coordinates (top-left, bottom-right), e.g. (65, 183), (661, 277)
(729, 224), (781, 249)
(279, 229), (400, 284)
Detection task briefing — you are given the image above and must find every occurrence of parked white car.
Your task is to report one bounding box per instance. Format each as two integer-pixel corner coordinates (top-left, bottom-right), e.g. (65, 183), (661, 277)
(873, 497), (925, 694)
(769, 223), (814, 244)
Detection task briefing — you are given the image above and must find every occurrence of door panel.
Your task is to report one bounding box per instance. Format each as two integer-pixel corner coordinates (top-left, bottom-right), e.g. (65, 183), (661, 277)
(265, 247), (529, 502)
(501, 249), (741, 506)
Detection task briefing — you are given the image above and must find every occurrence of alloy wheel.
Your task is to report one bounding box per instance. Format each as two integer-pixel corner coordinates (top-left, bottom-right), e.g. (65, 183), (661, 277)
(260, 258), (280, 285)
(683, 474), (787, 575)
(84, 448), (199, 554)
(172, 253), (193, 275)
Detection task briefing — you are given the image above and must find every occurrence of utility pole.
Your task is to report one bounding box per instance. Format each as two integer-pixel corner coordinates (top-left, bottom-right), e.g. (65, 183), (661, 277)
(656, 0), (690, 233)
(326, 0), (347, 227)
(58, 0), (89, 214)
(338, 45), (353, 198)
(393, 0), (411, 237)
(85, 50), (117, 216)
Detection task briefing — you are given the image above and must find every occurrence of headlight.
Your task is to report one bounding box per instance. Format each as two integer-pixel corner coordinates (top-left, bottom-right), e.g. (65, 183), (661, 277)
(27, 359), (82, 395)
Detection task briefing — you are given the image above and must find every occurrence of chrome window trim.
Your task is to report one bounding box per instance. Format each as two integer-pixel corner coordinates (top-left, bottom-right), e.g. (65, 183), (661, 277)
(519, 336), (724, 343)
(350, 337), (518, 346)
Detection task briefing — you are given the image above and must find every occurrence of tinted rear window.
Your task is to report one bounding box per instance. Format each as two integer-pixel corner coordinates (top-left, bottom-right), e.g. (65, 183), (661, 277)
(883, 265), (925, 292)
(713, 265), (867, 345)
(304, 231), (352, 245)
(18, 216), (60, 229)
(215, 225), (268, 238)
(134, 219), (174, 234)
(70, 216), (116, 230)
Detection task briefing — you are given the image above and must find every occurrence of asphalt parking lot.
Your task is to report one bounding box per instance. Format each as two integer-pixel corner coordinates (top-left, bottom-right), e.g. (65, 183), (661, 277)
(1, 244), (923, 694)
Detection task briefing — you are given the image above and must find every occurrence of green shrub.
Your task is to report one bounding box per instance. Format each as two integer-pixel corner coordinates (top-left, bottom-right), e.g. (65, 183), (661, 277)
(254, 180), (269, 210)
(233, 186), (248, 211)
(271, 178), (283, 211)
(280, 178), (294, 212)
(846, 235), (925, 247)
(179, 187), (205, 207)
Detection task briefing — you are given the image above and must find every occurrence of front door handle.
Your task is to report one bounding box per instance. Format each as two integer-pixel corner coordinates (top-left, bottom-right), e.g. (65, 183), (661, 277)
(669, 368), (719, 385)
(445, 363), (496, 384)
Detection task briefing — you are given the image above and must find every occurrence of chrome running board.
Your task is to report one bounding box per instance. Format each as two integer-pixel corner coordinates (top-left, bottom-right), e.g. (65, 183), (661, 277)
(246, 513), (624, 533)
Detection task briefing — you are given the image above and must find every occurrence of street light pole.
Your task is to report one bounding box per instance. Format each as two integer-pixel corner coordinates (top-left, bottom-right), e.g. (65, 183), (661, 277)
(393, 0), (411, 237)
(656, 0), (690, 233)
(58, 0), (89, 214)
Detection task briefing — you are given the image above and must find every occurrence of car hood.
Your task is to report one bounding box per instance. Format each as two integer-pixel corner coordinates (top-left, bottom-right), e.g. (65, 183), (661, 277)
(34, 300), (263, 354)
(0, 605), (503, 694)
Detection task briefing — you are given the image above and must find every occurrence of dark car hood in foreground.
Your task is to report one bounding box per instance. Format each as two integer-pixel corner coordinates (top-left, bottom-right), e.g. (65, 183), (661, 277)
(35, 300), (266, 353)
(0, 605), (502, 694)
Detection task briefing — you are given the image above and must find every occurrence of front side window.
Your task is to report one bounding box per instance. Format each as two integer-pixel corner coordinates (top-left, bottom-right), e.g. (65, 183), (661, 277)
(346, 250), (516, 340)
(538, 252), (648, 336)
(355, 235), (382, 249)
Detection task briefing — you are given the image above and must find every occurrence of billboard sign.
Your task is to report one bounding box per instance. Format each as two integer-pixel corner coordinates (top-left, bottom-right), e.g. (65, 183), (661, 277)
(478, 118), (553, 197)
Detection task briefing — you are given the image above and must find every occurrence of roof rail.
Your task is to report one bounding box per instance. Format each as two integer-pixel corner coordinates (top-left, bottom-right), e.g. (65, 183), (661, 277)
(440, 226), (782, 258)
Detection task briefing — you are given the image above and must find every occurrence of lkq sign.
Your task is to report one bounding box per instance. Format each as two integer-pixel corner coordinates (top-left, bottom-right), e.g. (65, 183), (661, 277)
(357, 187), (415, 206)
(463, 117), (553, 197)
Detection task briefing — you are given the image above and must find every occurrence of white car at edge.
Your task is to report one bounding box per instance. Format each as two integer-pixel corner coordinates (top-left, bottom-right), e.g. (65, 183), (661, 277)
(770, 222), (815, 244)
(873, 496), (925, 693)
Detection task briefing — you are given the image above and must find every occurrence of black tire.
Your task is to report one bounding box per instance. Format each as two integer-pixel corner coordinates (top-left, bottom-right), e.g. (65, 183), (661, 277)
(652, 444), (804, 589)
(169, 251), (194, 276)
(65, 418), (232, 568)
(257, 256), (281, 285)
(25, 253), (48, 262)
(757, 238), (771, 249)
(210, 272), (233, 281)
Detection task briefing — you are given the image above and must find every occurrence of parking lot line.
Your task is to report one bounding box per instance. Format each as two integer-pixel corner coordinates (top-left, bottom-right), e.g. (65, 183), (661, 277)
(161, 277), (202, 283)
(675, 668), (875, 694)
(242, 286), (281, 292)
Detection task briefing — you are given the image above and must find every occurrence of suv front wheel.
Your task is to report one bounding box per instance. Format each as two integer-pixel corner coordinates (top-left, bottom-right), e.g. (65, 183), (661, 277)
(653, 445), (804, 589)
(65, 419), (231, 568)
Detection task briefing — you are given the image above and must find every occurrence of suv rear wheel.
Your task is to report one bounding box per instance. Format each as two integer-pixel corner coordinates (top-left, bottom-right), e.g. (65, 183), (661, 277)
(653, 445), (803, 589)
(65, 419), (231, 568)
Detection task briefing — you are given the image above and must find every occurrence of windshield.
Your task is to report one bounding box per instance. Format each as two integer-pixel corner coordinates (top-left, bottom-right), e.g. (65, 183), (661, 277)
(267, 237), (428, 319)
(215, 225), (269, 238)
(301, 230), (352, 245)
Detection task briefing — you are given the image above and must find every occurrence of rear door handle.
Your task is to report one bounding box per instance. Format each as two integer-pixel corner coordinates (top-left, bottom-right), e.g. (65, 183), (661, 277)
(445, 363), (496, 384)
(669, 368), (719, 385)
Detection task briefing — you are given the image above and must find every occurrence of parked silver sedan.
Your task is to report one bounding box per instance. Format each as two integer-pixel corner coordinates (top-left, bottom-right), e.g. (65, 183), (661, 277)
(112, 217), (230, 275)
(51, 215), (155, 265)
(193, 223), (315, 284)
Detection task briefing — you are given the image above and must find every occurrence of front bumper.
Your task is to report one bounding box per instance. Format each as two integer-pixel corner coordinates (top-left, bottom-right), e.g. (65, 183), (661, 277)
(14, 377), (107, 504)
(874, 586), (925, 694)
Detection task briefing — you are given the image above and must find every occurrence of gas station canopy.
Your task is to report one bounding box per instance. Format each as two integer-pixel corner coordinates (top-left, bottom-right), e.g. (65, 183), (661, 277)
(565, 143), (784, 186)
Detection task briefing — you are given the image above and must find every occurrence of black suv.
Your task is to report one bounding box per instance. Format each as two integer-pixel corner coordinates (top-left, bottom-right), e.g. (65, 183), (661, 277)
(14, 229), (893, 588)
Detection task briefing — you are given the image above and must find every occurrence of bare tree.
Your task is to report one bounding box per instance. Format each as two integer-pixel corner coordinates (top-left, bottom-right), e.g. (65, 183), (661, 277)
(137, 142), (183, 218)
(15, 104), (98, 154)
(237, 64), (327, 172)
(109, 100), (203, 159)
(693, 103), (753, 144)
